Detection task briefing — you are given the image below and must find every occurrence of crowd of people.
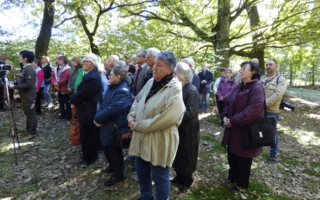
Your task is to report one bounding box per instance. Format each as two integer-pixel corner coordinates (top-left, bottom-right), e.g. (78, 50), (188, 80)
(1, 48), (287, 199)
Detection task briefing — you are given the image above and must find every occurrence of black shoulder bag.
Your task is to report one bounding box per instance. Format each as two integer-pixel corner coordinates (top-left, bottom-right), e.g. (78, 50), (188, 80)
(241, 84), (276, 149)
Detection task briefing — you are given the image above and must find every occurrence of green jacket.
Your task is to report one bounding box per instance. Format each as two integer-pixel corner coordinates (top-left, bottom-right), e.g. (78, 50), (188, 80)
(74, 68), (84, 92)
(14, 64), (36, 102)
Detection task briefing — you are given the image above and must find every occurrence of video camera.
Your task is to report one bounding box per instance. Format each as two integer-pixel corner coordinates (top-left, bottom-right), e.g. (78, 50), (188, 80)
(280, 99), (296, 111)
(0, 63), (12, 71)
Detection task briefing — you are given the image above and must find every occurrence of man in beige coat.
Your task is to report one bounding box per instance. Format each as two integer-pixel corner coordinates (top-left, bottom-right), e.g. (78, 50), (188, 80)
(260, 59), (287, 163)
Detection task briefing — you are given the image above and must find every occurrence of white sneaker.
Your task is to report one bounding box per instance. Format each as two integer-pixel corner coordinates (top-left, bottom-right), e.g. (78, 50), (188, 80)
(47, 103), (53, 108)
(41, 103), (48, 107)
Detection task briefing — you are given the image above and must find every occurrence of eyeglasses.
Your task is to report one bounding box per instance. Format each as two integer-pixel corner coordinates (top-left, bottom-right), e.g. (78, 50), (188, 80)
(137, 55), (144, 58)
(240, 68), (250, 72)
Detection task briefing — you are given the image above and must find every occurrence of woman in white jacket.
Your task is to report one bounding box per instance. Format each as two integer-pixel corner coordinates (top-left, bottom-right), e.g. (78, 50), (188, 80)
(128, 51), (185, 200)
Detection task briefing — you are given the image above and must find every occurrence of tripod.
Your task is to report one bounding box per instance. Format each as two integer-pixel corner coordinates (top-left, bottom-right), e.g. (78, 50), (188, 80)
(0, 71), (20, 165)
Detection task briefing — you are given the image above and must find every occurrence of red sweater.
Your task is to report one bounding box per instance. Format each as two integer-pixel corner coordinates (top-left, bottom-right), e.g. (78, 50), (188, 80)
(36, 70), (44, 92)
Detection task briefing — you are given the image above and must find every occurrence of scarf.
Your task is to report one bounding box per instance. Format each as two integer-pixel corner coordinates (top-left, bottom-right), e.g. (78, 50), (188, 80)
(145, 73), (174, 103)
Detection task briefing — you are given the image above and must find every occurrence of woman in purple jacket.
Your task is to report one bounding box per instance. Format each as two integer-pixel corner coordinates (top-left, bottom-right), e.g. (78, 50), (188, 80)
(222, 61), (264, 192)
(217, 68), (237, 127)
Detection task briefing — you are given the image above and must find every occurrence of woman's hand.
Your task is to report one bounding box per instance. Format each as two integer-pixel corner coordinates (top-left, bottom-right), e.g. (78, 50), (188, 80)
(128, 119), (135, 131)
(93, 120), (103, 127)
(223, 117), (232, 128)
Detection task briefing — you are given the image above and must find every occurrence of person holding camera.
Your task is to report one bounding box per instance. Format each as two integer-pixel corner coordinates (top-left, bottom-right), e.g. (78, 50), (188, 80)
(260, 59), (287, 163)
(9, 50), (37, 137)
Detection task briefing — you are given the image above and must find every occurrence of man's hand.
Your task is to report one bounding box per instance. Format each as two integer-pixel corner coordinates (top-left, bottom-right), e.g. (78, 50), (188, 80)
(93, 120), (103, 127)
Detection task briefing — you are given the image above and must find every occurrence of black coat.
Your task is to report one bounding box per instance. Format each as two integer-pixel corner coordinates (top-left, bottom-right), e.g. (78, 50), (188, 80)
(70, 67), (102, 126)
(198, 70), (214, 94)
(173, 83), (200, 174)
(192, 70), (200, 91)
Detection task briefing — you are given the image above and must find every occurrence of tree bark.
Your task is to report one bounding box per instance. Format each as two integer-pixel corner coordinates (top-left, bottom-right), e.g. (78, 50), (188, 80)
(213, 0), (231, 69)
(247, 5), (265, 72)
(35, 0), (55, 58)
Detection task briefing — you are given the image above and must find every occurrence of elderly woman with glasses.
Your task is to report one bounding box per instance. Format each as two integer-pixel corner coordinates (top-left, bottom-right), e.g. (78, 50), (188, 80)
(222, 61), (264, 192)
(128, 51), (186, 200)
(172, 62), (200, 193)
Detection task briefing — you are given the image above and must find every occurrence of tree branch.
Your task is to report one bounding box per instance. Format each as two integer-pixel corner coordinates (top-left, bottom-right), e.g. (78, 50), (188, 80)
(53, 16), (77, 28)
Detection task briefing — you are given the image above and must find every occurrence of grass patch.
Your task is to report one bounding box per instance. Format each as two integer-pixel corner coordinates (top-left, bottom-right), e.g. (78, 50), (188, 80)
(206, 117), (221, 126)
(184, 182), (294, 200)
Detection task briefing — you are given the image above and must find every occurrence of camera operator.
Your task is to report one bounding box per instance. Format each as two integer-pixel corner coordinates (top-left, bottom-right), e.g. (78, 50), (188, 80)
(0, 60), (5, 111)
(9, 50), (37, 137)
(1, 53), (17, 101)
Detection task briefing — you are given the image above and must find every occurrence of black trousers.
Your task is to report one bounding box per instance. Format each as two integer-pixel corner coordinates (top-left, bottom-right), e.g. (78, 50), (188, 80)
(227, 147), (253, 188)
(9, 88), (14, 101)
(103, 145), (124, 179)
(175, 173), (193, 188)
(58, 92), (71, 120)
(217, 100), (225, 125)
(35, 88), (44, 114)
(0, 85), (4, 109)
(80, 124), (98, 164)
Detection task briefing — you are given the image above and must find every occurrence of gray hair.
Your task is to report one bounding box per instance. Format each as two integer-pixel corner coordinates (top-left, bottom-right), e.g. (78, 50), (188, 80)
(147, 48), (160, 57)
(57, 50), (66, 56)
(83, 53), (98, 67)
(225, 68), (232, 73)
(109, 55), (119, 62)
(112, 66), (127, 81)
(156, 51), (177, 69)
(115, 60), (126, 70)
(251, 58), (259, 65)
(137, 49), (147, 57)
(182, 57), (195, 68)
(175, 62), (193, 85)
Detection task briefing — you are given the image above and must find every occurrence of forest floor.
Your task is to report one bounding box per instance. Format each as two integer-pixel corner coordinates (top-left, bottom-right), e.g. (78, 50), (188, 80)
(0, 87), (319, 200)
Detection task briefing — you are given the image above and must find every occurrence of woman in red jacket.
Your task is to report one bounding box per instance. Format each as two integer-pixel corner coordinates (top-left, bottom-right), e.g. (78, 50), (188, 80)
(51, 56), (72, 120)
(222, 61), (264, 192)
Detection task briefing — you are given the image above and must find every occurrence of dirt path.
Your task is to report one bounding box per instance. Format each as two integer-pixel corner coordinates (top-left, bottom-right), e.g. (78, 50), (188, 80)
(0, 89), (319, 200)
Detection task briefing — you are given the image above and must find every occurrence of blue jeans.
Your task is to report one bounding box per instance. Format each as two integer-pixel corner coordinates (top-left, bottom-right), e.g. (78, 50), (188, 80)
(135, 156), (170, 200)
(199, 93), (210, 111)
(267, 112), (279, 158)
(43, 84), (52, 104)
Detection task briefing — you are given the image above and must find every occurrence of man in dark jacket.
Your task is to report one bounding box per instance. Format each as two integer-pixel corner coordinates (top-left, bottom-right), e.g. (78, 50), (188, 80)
(198, 64), (214, 113)
(70, 53), (102, 167)
(9, 50), (37, 137)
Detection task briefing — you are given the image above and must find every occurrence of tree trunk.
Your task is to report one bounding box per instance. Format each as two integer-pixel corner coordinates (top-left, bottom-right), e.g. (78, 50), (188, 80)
(247, 5), (265, 72)
(76, 11), (100, 56)
(213, 0), (231, 69)
(35, 0), (55, 58)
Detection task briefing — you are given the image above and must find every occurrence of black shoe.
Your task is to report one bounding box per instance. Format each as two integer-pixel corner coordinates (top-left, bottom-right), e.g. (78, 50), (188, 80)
(170, 176), (181, 184)
(76, 161), (88, 168)
(266, 157), (277, 163)
(230, 184), (246, 192)
(104, 176), (125, 186)
(179, 185), (189, 193)
(101, 165), (114, 173)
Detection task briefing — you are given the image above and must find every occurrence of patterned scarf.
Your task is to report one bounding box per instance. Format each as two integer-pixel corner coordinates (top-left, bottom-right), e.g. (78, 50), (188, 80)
(145, 73), (174, 103)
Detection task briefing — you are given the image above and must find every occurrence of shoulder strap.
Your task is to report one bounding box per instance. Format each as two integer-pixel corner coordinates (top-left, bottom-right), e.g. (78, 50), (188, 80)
(246, 83), (267, 117)
(276, 75), (280, 84)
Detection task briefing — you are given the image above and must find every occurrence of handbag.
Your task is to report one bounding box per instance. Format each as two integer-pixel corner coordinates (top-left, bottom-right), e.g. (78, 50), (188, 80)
(70, 106), (81, 146)
(113, 123), (132, 149)
(240, 84), (276, 149)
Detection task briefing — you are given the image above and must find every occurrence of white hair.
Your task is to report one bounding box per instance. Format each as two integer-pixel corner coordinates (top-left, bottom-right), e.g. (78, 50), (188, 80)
(182, 57), (195, 68)
(147, 47), (160, 57)
(109, 55), (119, 62)
(175, 62), (194, 86)
(83, 53), (98, 67)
